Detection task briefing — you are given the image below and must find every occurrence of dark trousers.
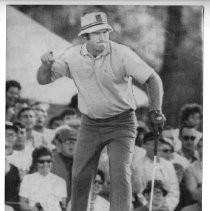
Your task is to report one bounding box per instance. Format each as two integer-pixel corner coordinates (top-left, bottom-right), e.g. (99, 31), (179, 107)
(69, 110), (137, 211)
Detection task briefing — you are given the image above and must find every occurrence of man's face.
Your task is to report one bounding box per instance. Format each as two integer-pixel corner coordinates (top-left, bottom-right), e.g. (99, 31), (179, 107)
(180, 127), (197, 151)
(59, 138), (77, 157)
(6, 86), (20, 107)
(20, 110), (36, 129)
(35, 110), (47, 128)
(6, 128), (17, 144)
(86, 29), (110, 53)
(186, 113), (201, 129)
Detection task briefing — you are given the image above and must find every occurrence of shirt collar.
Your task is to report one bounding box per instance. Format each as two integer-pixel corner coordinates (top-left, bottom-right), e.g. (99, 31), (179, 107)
(80, 42), (111, 58)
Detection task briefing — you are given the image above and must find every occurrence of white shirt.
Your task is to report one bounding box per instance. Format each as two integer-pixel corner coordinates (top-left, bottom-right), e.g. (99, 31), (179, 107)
(51, 41), (154, 118)
(132, 156), (179, 211)
(7, 146), (33, 171)
(19, 172), (67, 211)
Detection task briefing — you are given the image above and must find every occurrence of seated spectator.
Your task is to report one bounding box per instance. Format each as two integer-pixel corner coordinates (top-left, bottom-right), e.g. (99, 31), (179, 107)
(178, 125), (199, 163)
(17, 107), (45, 148)
(6, 80), (21, 121)
(134, 180), (169, 211)
(7, 122), (33, 179)
(5, 135), (21, 211)
(19, 147), (67, 211)
(132, 132), (179, 211)
(33, 109), (55, 150)
(158, 137), (189, 172)
(51, 126), (78, 201)
(67, 169), (110, 211)
(48, 116), (63, 130)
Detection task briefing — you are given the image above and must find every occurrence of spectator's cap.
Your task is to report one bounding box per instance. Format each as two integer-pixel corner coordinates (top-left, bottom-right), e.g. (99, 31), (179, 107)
(5, 121), (18, 133)
(54, 126), (78, 143)
(143, 180), (168, 196)
(78, 12), (113, 36)
(159, 137), (174, 152)
(142, 132), (157, 144)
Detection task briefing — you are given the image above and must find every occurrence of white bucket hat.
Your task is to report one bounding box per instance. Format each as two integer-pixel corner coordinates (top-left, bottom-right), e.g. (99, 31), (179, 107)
(78, 12), (113, 37)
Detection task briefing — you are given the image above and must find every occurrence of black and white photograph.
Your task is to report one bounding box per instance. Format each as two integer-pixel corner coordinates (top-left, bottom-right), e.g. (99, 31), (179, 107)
(2, 1), (209, 211)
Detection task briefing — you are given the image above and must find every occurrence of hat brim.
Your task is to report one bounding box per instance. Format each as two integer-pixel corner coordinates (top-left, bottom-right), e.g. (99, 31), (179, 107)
(78, 24), (113, 37)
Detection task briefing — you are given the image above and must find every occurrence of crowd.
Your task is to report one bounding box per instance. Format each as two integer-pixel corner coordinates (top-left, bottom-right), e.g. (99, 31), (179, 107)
(5, 79), (202, 211)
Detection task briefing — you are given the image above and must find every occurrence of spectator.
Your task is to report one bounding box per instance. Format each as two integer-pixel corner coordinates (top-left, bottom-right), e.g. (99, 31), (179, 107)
(7, 122), (33, 179)
(178, 125), (199, 163)
(6, 80), (21, 121)
(132, 132), (179, 211)
(5, 132), (21, 211)
(48, 116), (63, 130)
(19, 147), (67, 211)
(33, 109), (55, 150)
(134, 180), (169, 211)
(17, 107), (45, 148)
(51, 126), (78, 201)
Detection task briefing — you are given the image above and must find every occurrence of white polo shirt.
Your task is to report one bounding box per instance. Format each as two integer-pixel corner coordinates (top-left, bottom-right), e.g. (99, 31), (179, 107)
(51, 41), (154, 119)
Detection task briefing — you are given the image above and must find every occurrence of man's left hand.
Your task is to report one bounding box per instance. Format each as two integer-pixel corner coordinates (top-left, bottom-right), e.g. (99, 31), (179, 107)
(149, 110), (166, 133)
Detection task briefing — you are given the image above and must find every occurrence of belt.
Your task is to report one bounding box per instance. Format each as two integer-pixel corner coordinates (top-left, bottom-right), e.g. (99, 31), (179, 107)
(84, 109), (134, 123)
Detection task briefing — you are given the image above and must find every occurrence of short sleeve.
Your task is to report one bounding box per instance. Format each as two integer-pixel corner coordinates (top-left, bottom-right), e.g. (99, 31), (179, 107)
(122, 47), (154, 84)
(19, 176), (30, 198)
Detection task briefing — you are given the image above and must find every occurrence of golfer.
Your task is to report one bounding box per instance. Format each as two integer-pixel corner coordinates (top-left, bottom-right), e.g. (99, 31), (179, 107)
(37, 10), (165, 211)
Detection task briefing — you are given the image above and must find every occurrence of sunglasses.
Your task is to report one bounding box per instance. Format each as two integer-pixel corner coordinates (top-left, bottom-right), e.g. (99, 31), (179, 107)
(161, 149), (173, 153)
(182, 136), (196, 141)
(38, 159), (52, 164)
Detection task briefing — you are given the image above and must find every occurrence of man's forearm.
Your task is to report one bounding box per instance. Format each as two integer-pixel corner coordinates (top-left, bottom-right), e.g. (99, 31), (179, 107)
(37, 64), (52, 85)
(146, 72), (164, 112)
